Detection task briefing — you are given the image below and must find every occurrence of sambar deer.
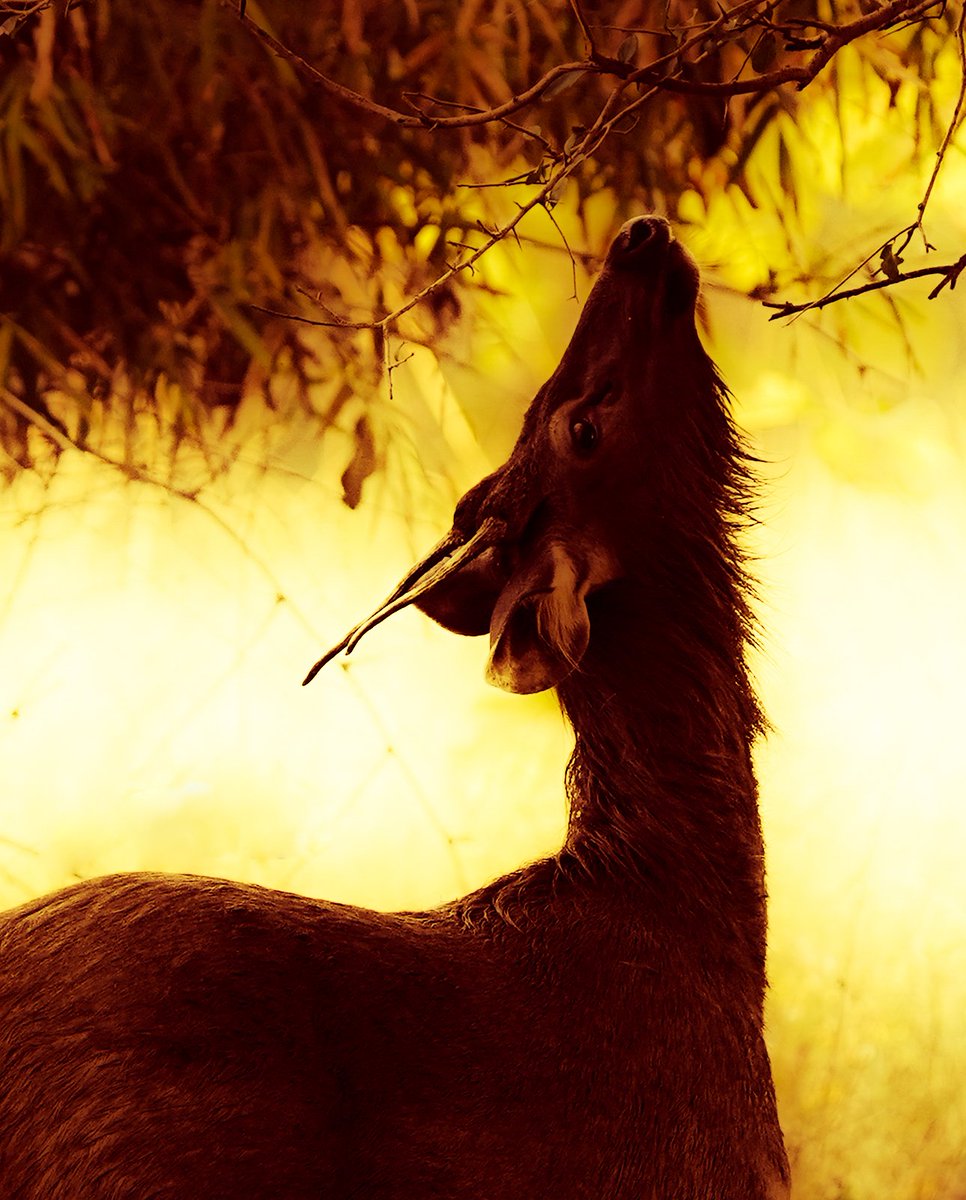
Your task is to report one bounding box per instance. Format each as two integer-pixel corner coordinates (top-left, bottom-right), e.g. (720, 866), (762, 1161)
(0, 217), (789, 1198)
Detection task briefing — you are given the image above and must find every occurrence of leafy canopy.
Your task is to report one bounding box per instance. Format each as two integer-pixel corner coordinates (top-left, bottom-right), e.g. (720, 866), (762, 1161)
(0, 0), (960, 488)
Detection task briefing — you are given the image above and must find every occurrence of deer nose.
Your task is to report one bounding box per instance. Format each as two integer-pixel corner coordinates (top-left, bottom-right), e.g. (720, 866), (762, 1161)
(613, 216), (671, 262)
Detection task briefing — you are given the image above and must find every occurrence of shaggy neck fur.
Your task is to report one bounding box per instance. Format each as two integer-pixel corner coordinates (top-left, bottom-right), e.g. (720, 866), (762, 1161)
(555, 373), (767, 969)
(455, 364), (769, 992)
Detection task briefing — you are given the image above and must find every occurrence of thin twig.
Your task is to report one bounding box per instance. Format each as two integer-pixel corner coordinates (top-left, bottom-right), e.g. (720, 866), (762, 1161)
(765, 3), (965, 319)
(236, 0), (953, 332)
(763, 257), (966, 318)
(541, 203), (579, 299)
(239, 10), (599, 130)
(916, 2), (966, 230)
(621, 0), (944, 97)
(1, 387), (324, 629)
(248, 303), (377, 331)
(236, 0), (937, 128)
(569, 0), (598, 57)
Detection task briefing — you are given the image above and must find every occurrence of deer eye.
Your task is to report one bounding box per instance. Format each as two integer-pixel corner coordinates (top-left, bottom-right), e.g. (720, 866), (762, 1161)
(570, 416), (599, 457)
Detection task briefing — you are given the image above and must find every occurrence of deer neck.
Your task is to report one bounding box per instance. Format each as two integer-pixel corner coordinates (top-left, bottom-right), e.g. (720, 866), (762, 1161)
(556, 564), (768, 976)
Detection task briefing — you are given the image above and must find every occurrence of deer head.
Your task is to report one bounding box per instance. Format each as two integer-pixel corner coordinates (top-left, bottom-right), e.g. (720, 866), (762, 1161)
(305, 216), (718, 695)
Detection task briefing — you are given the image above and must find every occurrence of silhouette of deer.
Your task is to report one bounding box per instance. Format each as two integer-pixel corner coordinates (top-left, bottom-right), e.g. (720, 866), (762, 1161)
(0, 217), (789, 1199)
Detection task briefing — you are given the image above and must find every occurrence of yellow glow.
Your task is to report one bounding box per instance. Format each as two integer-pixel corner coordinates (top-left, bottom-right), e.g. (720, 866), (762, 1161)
(3, 51), (966, 1200)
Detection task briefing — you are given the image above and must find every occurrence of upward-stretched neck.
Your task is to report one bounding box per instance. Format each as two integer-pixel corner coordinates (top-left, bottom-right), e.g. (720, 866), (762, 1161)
(556, 398), (767, 973)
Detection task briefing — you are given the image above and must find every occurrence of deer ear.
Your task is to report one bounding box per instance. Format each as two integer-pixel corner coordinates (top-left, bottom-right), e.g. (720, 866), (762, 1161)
(485, 541), (592, 695)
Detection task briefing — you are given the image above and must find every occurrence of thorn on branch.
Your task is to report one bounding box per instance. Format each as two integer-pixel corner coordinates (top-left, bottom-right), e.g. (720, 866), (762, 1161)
(444, 257), (475, 277)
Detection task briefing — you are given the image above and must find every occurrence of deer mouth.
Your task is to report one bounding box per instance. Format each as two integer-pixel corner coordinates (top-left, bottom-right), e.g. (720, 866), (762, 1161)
(301, 515), (509, 685)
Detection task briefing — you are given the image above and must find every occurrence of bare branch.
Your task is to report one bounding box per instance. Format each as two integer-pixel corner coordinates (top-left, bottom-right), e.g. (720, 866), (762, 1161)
(247, 304), (377, 331)
(620, 0), (945, 97)
(254, 0), (951, 337)
(6, 0), (957, 480)
(917, 2), (966, 229)
(763, 257), (966, 319)
(237, 9), (600, 130)
(1, 386), (329, 632)
(237, 0), (941, 137)
(569, 0), (598, 57)
(764, 3), (965, 319)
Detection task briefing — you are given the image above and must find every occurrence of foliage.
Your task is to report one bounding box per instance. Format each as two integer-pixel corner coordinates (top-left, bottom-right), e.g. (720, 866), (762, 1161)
(0, 0), (961, 488)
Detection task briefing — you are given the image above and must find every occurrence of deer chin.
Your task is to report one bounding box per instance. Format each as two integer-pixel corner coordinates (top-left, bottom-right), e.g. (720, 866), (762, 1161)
(485, 539), (615, 695)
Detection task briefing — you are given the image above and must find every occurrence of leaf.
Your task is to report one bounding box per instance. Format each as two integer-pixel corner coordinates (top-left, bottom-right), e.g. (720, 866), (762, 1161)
(546, 178), (566, 207)
(28, 8), (56, 106)
(35, 95), (86, 161)
(0, 319), (13, 388)
(210, 297), (273, 369)
(879, 244), (903, 281)
(751, 31), (779, 74)
(777, 134), (798, 215)
(617, 34), (639, 65)
(3, 96), (27, 246)
(563, 130), (582, 157)
(18, 123), (72, 199)
(341, 414), (377, 510)
(541, 69), (582, 101)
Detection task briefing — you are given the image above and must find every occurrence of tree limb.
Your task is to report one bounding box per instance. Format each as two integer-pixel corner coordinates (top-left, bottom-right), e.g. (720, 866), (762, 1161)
(763, 257), (966, 319)
(764, 2), (965, 319)
(238, 9), (601, 129)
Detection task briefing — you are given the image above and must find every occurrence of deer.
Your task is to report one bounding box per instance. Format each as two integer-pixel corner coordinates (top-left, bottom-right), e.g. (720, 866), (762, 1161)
(0, 216), (789, 1199)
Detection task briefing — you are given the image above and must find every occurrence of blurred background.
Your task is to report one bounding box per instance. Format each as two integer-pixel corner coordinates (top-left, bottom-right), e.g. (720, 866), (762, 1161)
(1, 1), (964, 1195)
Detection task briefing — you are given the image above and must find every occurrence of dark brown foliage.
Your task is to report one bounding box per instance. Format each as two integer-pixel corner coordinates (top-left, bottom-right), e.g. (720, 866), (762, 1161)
(0, 0), (955, 484)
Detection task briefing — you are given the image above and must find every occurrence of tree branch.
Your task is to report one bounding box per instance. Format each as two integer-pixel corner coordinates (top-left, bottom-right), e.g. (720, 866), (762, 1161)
(236, 0), (940, 131)
(619, 0), (944, 97)
(764, 2), (965, 319)
(237, 9), (600, 129)
(569, 0), (598, 58)
(763, 257), (966, 319)
(245, 0), (956, 335)
(916, 1), (966, 227)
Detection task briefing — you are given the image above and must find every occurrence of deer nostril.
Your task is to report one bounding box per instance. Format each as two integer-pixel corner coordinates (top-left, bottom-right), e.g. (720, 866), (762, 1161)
(615, 216), (670, 261)
(625, 219), (654, 250)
